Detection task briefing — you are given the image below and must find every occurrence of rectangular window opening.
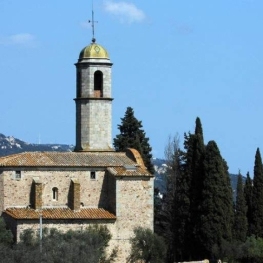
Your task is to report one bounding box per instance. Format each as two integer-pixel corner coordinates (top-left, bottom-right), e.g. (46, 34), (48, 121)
(15, 171), (21, 180)
(90, 171), (96, 180)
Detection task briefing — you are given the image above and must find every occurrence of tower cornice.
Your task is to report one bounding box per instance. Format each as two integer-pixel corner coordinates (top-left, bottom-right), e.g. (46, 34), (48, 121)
(74, 97), (114, 101)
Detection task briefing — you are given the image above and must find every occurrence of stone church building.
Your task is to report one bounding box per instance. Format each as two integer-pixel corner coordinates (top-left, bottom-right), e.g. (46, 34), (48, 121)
(0, 39), (154, 261)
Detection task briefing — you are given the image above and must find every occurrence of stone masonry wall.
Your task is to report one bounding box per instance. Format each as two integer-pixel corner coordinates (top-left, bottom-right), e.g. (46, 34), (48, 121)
(76, 100), (112, 151)
(0, 169), (108, 211)
(75, 61), (113, 151)
(80, 64), (112, 98)
(0, 170), (154, 262)
(111, 177), (154, 261)
(0, 171), (4, 212)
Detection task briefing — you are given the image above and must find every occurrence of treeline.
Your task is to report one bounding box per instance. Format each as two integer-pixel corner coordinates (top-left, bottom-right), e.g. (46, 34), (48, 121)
(153, 117), (263, 262)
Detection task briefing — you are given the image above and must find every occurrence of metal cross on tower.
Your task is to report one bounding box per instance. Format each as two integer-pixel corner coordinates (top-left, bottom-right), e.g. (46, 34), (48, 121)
(88, 1), (98, 43)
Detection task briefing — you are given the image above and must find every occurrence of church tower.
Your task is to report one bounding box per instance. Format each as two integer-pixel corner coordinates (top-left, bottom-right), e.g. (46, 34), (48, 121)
(74, 39), (113, 151)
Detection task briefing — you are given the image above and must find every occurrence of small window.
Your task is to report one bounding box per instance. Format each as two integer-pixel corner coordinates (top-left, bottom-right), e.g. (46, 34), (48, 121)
(90, 171), (96, 180)
(15, 171), (21, 180)
(52, 187), (58, 201)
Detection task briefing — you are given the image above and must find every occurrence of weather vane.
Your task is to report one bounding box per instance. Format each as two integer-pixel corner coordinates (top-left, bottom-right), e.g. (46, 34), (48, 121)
(88, 0), (98, 43)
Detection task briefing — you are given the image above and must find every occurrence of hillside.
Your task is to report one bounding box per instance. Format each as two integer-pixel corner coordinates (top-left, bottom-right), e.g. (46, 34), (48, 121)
(0, 133), (74, 157)
(0, 133), (241, 195)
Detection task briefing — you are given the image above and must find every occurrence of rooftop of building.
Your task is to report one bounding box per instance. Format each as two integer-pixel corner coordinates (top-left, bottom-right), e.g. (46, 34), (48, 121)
(0, 149), (153, 176)
(4, 207), (116, 220)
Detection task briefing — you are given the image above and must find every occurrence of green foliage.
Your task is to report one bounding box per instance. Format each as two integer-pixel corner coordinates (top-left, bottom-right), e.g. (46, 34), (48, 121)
(198, 140), (233, 259)
(244, 172), (253, 236)
(113, 107), (154, 174)
(233, 172), (248, 242)
(0, 225), (117, 263)
(0, 217), (13, 246)
(251, 148), (263, 237)
(187, 117), (206, 259)
(210, 236), (263, 262)
(128, 227), (166, 263)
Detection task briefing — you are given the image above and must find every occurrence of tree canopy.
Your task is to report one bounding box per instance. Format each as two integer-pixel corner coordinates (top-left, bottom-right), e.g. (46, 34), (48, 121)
(114, 107), (154, 174)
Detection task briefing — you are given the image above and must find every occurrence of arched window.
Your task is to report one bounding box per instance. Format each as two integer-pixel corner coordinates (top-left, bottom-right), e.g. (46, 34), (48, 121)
(94, 71), (103, 97)
(52, 187), (58, 201)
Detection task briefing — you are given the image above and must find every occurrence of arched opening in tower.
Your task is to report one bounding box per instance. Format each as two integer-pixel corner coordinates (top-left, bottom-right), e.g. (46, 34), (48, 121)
(94, 70), (103, 97)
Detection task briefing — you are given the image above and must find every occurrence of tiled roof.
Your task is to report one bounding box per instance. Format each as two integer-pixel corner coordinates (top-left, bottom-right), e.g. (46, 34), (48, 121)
(108, 166), (152, 177)
(4, 208), (116, 220)
(0, 152), (137, 168)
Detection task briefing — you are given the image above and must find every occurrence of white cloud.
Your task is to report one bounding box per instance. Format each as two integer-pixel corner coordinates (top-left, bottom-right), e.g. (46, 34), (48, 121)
(0, 33), (37, 47)
(103, 0), (146, 24)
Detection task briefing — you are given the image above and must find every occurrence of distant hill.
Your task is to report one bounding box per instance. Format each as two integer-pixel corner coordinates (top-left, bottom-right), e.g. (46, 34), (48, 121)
(0, 133), (74, 157)
(152, 158), (245, 200)
(0, 133), (244, 197)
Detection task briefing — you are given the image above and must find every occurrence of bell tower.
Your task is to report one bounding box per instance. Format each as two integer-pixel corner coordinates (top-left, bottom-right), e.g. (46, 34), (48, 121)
(74, 40), (113, 151)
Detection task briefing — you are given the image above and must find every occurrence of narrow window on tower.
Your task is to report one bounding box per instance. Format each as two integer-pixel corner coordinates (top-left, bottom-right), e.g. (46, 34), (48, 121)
(94, 70), (103, 98)
(52, 187), (58, 201)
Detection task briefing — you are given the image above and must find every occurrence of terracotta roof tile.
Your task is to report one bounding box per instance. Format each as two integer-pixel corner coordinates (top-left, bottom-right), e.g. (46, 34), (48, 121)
(108, 166), (152, 177)
(0, 152), (136, 168)
(4, 208), (116, 220)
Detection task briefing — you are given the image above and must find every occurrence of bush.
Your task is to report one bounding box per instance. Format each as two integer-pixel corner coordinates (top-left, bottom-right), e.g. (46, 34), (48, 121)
(127, 227), (166, 263)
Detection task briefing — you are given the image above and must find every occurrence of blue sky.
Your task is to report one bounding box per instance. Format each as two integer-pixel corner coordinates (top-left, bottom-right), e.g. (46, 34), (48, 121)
(0, 0), (263, 175)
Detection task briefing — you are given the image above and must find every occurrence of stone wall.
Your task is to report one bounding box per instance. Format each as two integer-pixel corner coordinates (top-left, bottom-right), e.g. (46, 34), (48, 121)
(0, 169), (154, 262)
(0, 169), (108, 211)
(111, 177), (154, 261)
(75, 59), (113, 151)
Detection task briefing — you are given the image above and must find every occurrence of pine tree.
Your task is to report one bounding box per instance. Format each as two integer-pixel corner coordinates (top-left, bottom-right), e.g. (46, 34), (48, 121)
(113, 107), (154, 174)
(198, 141), (233, 258)
(251, 148), (263, 237)
(244, 172), (253, 236)
(233, 172), (248, 242)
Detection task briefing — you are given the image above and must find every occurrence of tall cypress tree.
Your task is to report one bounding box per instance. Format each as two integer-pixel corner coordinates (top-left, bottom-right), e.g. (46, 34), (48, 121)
(251, 148), (263, 237)
(188, 117), (206, 259)
(233, 172), (248, 242)
(198, 141), (233, 259)
(244, 172), (253, 236)
(113, 107), (154, 174)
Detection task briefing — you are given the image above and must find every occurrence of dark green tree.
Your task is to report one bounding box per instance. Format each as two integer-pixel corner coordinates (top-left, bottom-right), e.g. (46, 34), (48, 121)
(0, 217), (13, 246)
(198, 140), (233, 259)
(244, 172), (253, 236)
(127, 227), (166, 263)
(114, 107), (154, 174)
(251, 148), (263, 237)
(233, 172), (248, 242)
(157, 134), (185, 263)
(187, 117), (206, 259)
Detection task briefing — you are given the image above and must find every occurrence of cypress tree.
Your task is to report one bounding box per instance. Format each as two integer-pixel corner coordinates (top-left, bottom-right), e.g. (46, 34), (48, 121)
(173, 158), (191, 262)
(113, 107), (154, 174)
(233, 172), (248, 242)
(198, 141), (233, 258)
(251, 148), (263, 237)
(244, 172), (253, 236)
(188, 117), (206, 259)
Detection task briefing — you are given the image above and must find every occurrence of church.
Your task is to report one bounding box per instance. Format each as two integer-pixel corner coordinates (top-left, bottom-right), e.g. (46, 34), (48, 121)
(0, 36), (154, 261)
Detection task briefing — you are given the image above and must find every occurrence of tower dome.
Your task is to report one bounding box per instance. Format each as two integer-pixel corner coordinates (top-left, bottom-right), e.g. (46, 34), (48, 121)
(79, 42), (109, 60)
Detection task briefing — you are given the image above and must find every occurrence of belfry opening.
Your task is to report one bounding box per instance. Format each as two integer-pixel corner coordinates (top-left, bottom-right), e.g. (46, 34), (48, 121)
(94, 70), (103, 98)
